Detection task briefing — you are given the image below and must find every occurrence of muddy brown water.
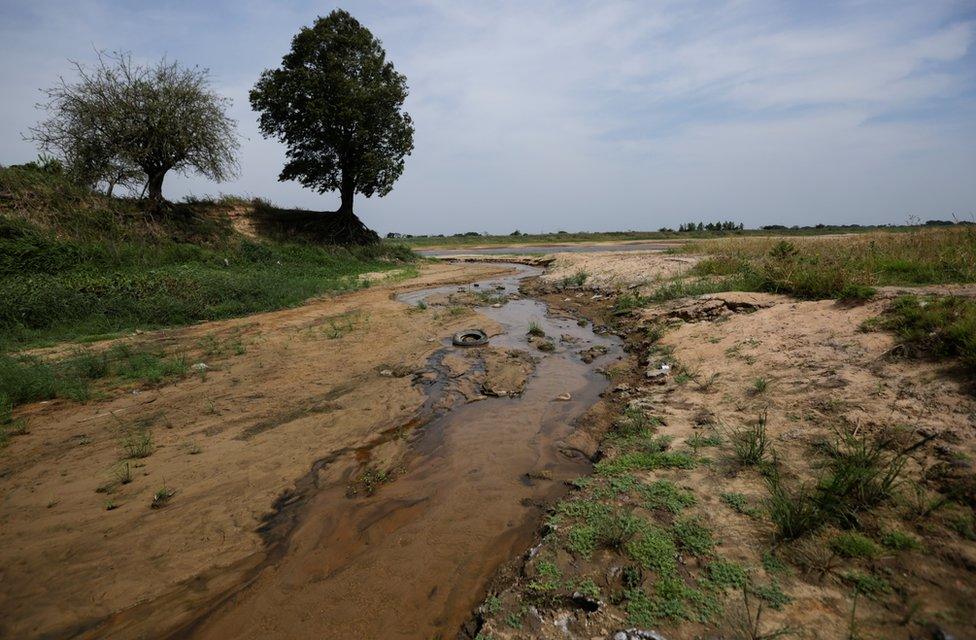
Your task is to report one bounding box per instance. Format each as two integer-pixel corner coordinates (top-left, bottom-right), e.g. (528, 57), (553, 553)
(109, 265), (622, 640)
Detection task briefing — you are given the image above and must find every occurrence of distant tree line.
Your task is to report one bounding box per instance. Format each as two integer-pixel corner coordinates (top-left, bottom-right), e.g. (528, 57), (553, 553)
(677, 221), (744, 232)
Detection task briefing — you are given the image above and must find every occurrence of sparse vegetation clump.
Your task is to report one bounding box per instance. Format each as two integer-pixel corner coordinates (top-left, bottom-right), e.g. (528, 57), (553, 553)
(875, 295), (976, 373)
(730, 412), (770, 467)
(0, 342), (196, 413)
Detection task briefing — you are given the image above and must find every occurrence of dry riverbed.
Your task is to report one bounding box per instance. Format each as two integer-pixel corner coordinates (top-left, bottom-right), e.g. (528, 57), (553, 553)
(471, 251), (976, 640)
(2, 248), (974, 640)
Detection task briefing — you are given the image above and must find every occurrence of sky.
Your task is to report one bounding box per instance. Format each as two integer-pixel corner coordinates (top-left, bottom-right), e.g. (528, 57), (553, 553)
(1, 0), (974, 235)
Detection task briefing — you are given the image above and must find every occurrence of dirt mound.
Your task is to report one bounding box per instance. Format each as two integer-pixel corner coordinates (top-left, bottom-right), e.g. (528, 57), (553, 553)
(639, 291), (785, 323)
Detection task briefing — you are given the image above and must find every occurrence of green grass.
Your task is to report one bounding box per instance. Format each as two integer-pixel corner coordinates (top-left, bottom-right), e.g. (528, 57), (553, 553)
(705, 559), (749, 589)
(720, 492), (763, 518)
(672, 517), (715, 556)
(841, 571), (891, 598)
(0, 343), (194, 413)
(829, 532), (880, 558)
(681, 227), (976, 300)
(765, 476), (822, 540)
(595, 450), (697, 475)
(561, 269), (589, 287)
(881, 529), (921, 551)
(527, 320), (545, 337)
(730, 413), (770, 466)
(0, 166), (415, 351)
(875, 295), (976, 373)
(639, 479), (697, 513)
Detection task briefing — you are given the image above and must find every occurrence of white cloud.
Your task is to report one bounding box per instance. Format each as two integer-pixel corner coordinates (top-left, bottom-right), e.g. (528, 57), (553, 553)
(1, 0), (974, 232)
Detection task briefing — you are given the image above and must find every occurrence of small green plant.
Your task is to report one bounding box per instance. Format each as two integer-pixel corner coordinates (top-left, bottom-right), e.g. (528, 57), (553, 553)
(536, 339), (555, 352)
(762, 550), (788, 575)
(750, 377), (769, 395)
(720, 492), (762, 518)
(639, 479), (696, 513)
(731, 411), (770, 466)
(877, 295), (976, 374)
(358, 467), (391, 496)
(880, 529), (921, 551)
(687, 431), (722, 454)
(120, 427), (153, 459)
(595, 450), (696, 476)
(614, 292), (649, 313)
(527, 320), (545, 337)
(768, 240), (798, 260)
(150, 484), (175, 509)
(815, 427), (909, 527)
(765, 476), (822, 540)
(104, 500), (118, 511)
(416, 300), (427, 310)
(841, 571), (891, 598)
(575, 578), (600, 599)
(706, 558), (748, 589)
(562, 269), (589, 287)
(672, 517), (714, 556)
(482, 594), (502, 615)
(504, 610), (523, 629)
(597, 510), (643, 551)
(723, 584), (794, 640)
(751, 581), (793, 610)
(829, 532), (879, 558)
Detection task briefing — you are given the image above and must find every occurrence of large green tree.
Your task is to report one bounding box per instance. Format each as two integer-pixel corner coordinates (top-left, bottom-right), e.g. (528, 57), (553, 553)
(250, 9), (414, 244)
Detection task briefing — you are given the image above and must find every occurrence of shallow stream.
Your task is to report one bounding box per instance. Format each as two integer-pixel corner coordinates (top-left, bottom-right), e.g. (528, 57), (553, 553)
(178, 264), (623, 639)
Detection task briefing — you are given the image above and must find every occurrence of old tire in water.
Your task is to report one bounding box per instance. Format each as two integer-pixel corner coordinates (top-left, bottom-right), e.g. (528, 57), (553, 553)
(453, 329), (488, 347)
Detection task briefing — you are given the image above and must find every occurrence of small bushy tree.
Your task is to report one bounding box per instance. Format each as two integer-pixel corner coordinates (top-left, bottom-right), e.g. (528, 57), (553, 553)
(30, 51), (239, 207)
(250, 9), (415, 244)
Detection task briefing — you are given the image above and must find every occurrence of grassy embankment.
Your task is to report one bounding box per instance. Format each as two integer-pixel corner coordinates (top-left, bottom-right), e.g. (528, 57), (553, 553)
(0, 165), (415, 442)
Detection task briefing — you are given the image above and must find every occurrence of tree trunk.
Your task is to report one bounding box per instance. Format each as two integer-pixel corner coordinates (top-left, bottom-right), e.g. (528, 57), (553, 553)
(339, 182), (355, 215)
(321, 180), (379, 245)
(146, 170), (166, 210)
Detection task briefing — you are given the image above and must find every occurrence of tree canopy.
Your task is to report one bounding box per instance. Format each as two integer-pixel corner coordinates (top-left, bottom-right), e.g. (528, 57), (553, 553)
(30, 51), (239, 207)
(249, 9), (414, 244)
